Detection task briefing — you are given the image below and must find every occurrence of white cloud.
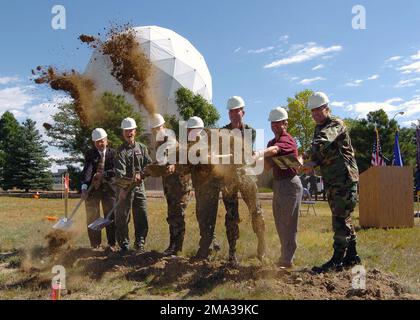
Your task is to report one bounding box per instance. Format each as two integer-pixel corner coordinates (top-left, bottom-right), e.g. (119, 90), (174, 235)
(395, 78), (420, 88)
(0, 76), (19, 85)
(345, 79), (364, 87)
(263, 43), (342, 69)
(330, 101), (347, 107)
(386, 56), (403, 62)
(247, 46), (275, 54)
(234, 47), (242, 53)
(312, 64), (324, 71)
(345, 96), (420, 122)
(398, 60), (420, 74)
(384, 97), (404, 104)
(298, 77), (325, 85)
(367, 74), (379, 80)
(0, 86), (34, 112)
(410, 50), (420, 60)
(345, 74), (379, 87)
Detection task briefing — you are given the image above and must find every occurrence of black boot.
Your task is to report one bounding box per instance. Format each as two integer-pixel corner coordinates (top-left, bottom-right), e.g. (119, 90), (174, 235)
(312, 249), (345, 273)
(227, 247), (239, 267)
(163, 232), (184, 256)
(190, 247), (210, 262)
(343, 240), (361, 268)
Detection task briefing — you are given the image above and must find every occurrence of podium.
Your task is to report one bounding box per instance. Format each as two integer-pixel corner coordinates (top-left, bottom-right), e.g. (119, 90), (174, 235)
(359, 166), (414, 228)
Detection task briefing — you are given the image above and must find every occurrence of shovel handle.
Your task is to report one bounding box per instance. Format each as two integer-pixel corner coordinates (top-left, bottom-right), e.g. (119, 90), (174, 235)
(68, 184), (94, 220)
(103, 183), (137, 221)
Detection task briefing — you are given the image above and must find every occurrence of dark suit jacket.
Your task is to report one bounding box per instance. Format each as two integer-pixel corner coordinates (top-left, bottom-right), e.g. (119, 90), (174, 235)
(81, 147), (116, 190)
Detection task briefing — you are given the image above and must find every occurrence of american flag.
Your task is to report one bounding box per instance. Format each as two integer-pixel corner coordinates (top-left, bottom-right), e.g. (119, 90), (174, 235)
(371, 126), (386, 167)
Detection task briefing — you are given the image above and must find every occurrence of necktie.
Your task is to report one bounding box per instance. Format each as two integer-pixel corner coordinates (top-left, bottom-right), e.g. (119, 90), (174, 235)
(93, 151), (105, 189)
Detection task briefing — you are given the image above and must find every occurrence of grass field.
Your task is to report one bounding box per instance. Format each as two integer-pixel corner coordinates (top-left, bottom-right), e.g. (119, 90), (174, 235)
(0, 196), (419, 300)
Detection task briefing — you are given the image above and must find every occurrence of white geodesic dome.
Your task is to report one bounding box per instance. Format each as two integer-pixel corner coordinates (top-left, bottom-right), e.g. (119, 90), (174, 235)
(84, 25), (212, 122)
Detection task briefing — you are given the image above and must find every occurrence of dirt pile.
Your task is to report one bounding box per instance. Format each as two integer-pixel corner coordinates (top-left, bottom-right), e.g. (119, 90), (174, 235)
(45, 230), (73, 250)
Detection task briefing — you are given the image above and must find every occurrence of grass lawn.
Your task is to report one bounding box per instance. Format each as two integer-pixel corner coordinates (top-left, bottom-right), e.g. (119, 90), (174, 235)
(0, 196), (419, 300)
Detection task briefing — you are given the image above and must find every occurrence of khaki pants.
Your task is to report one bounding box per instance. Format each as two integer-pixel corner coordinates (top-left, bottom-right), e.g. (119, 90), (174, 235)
(272, 175), (303, 264)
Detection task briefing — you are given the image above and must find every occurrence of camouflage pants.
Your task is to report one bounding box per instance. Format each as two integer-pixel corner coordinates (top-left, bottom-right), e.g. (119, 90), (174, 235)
(115, 183), (148, 249)
(193, 176), (221, 255)
(222, 171), (265, 249)
(163, 173), (191, 248)
(326, 181), (358, 252)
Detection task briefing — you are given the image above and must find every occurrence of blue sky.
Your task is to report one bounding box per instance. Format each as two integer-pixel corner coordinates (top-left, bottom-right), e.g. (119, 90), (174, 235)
(1, 0), (420, 168)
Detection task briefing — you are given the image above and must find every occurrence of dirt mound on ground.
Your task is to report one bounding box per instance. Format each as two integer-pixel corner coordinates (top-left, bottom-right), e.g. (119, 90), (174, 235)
(2, 248), (418, 299)
(45, 230), (74, 250)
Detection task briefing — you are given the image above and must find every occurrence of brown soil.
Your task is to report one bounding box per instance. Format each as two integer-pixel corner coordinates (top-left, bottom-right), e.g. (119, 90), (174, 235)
(33, 66), (95, 126)
(101, 25), (156, 115)
(2, 248), (418, 300)
(45, 230), (73, 250)
(33, 23), (156, 129)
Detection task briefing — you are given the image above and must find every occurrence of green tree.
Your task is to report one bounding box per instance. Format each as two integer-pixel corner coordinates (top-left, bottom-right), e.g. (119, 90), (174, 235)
(397, 126), (417, 167)
(285, 89), (315, 152)
(13, 119), (53, 192)
(175, 87), (220, 126)
(44, 92), (145, 166)
(348, 109), (398, 173)
(0, 111), (22, 190)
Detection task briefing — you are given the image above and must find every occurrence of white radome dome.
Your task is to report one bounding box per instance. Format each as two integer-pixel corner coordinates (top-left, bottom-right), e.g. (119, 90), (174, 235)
(84, 25), (212, 122)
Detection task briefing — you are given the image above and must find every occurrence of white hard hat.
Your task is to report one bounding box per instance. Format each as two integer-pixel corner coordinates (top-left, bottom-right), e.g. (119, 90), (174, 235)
(91, 128), (107, 141)
(268, 107), (288, 122)
(307, 92), (329, 110)
(149, 113), (165, 129)
(121, 117), (137, 130)
(227, 96), (245, 110)
(187, 116), (204, 129)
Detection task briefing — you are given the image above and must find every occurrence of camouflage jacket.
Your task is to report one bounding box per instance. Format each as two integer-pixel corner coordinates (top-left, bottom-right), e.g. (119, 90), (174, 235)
(115, 141), (152, 188)
(308, 116), (359, 186)
(175, 129), (223, 187)
(154, 130), (191, 192)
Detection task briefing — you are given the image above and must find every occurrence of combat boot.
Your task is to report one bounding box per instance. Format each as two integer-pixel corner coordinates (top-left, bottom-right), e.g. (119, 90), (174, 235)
(312, 249), (345, 273)
(163, 233), (184, 256)
(227, 248), (239, 267)
(343, 240), (362, 268)
(190, 247), (209, 262)
(134, 238), (146, 254)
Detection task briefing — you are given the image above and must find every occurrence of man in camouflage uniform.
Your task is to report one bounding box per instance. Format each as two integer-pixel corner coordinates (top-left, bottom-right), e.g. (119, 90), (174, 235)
(115, 117), (152, 254)
(148, 113), (191, 256)
(220, 96), (266, 264)
(177, 116), (223, 261)
(303, 92), (362, 273)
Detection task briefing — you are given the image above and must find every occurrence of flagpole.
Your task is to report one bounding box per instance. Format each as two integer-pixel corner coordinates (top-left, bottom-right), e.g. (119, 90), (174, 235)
(64, 172), (69, 219)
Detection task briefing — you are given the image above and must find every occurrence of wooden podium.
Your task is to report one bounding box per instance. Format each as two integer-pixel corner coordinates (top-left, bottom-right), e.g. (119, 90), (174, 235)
(359, 166), (414, 228)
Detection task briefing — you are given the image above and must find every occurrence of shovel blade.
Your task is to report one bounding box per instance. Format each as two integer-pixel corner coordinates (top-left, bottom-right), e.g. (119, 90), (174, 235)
(53, 217), (73, 230)
(88, 217), (112, 231)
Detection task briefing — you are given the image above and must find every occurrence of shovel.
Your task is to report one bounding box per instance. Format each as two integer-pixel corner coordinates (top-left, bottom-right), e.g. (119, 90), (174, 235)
(53, 184), (94, 231)
(88, 183), (137, 232)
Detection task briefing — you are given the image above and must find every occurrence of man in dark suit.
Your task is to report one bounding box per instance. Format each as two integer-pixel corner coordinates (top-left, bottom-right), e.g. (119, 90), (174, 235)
(81, 128), (117, 250)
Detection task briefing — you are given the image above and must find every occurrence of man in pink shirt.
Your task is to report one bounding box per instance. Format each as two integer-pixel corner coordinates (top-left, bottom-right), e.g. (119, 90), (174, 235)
(255, 107), (303, 268)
